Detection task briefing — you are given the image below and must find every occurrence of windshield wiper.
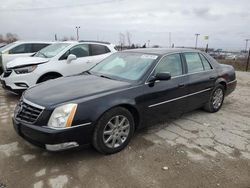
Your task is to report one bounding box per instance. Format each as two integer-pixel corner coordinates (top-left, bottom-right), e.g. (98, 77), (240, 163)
(80, 70), (91, 75)
(99, 75), (113, 80)
(38, 51), (47, 58)
(85, 70), (92, 75)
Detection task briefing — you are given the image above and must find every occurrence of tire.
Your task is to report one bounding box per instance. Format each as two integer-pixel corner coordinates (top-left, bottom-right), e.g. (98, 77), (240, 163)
(38, 75), (60, 83)
(92, 107), (135, 154)
(203, 84), (225, 113)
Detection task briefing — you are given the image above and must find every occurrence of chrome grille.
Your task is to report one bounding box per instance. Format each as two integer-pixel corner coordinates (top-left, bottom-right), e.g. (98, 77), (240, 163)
(15, 100), (44, 123)
(3, 69), (12, 77)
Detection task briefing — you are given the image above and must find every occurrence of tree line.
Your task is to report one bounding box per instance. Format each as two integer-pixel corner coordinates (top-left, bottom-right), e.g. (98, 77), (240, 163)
(0, 33), (19, 44)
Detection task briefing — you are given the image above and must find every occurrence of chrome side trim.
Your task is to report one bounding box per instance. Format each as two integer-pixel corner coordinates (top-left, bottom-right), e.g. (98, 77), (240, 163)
(148, 88), (212, 108)
(227, 80), (237, 85)
(43, 122), (92, 130)
(23, 98), (45, 110)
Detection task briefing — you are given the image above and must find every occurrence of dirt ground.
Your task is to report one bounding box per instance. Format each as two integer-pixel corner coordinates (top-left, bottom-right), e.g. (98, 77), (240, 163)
(0, 71), (250, 188)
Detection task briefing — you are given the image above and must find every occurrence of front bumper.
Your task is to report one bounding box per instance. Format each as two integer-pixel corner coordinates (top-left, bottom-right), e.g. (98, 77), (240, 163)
(0, 71), (39, 92)
(13, 118), (93, 151)
(0, 78), (24, 95)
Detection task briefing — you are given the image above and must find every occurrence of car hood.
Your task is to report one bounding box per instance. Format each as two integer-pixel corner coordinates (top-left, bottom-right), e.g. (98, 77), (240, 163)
(24, 74), (132, 108)
(6, 57), (49, 69)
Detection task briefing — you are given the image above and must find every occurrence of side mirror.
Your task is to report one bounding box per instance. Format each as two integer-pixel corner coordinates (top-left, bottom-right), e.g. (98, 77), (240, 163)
(149, 72), (171, 83)
(67, 54), (77, 63)
(155, 72), (171, 81)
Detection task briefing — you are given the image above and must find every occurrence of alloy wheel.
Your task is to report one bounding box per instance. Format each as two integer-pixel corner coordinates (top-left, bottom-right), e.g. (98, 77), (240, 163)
(102, 115), (130, 148)
(212, 88), (223, 109)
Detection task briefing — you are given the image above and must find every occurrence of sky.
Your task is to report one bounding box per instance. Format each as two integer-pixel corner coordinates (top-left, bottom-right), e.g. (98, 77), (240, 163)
(0, 0), (250, 50)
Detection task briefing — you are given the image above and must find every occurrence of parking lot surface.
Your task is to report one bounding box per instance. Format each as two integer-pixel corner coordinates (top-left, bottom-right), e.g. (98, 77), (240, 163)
(0, 71), (250, 188)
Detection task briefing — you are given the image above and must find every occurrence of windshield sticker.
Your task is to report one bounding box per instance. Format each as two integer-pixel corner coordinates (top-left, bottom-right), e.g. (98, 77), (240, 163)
(141, 55), (158, 60)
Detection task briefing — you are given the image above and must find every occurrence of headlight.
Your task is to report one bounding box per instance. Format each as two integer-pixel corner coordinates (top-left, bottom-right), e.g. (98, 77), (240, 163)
(48, 104), (78, 129)
(14, 65), (37, 74)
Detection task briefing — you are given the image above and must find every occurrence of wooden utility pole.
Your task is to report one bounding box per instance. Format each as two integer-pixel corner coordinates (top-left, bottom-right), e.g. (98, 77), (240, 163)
(195, 33), (200, 49)
(246, 49), (250, 72)
(76, 26), (80, 40)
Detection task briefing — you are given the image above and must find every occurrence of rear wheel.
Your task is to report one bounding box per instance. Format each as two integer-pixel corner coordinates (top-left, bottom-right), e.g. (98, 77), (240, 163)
(92, 107), (135, 154)
(203, 84), (225, 113)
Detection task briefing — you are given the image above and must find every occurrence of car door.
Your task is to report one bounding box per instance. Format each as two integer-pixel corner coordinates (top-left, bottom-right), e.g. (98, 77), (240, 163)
(60, 44), (94, 75)
(142, 53), (188, 123)
(2, 43), (33, 69)
(183, 52), (217, 111)
(89, 44), (112, 64)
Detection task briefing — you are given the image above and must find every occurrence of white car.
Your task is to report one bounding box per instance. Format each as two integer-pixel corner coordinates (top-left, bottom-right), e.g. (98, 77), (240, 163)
(0, 41), (52, 73)
(0, 41), (116, 94)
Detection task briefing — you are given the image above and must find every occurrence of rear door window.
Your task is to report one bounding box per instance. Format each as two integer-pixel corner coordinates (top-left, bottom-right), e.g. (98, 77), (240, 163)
(9, 44), (32, 54)
(184, 52), (204, 73)
(90, 44), (110, 56)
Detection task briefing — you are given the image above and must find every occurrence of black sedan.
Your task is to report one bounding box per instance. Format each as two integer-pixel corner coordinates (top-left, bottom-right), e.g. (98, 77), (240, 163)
(13, 48), (237, 154)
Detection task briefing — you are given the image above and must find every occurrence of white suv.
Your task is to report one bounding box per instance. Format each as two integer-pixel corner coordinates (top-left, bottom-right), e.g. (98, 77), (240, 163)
(0, 41), (52, 73)
(0, 41), (116, 94)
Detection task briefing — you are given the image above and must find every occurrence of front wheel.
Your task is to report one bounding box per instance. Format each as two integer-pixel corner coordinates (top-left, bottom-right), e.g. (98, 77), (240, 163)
(92, 107), (135, 154)
(203, 84), (225, 113)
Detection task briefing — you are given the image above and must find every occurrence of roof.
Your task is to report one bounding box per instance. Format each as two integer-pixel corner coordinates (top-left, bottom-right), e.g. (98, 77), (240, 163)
(123, 48), (201, 55)
(79, 40), (111, 45)
(13, 40), (54, 44)
(59, 40), (113, 45)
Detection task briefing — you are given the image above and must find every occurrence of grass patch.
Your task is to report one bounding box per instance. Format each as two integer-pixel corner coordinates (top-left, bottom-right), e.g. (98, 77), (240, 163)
(217, 59), (249, 72)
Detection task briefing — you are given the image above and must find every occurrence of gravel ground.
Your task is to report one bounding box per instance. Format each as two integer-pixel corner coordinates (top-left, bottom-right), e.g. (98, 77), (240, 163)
(0, 71), (250, 188)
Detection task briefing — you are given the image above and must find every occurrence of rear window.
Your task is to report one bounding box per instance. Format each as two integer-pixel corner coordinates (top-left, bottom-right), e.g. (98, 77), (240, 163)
(9, 44), (32, 54)
(90, 44), (110, 56)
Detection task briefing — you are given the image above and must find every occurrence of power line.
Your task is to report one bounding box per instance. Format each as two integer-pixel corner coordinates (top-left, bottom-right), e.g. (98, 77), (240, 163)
(0, 0), (122, 12)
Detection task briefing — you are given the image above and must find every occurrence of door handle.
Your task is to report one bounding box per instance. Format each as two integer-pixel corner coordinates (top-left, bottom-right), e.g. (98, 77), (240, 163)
(178, 83), (185, 88)
(209, 76), (216, 80)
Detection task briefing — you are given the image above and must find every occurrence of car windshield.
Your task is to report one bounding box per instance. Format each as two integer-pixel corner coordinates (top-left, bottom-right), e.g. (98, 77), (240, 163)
(90, 52), (158, 82)
(0, 42), (16, 52)
(34, 43), (70, 58)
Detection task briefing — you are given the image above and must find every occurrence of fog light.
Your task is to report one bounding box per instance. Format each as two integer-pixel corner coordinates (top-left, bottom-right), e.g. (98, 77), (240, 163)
(45, 142), (79, 151)
(15, 82), (28, 88)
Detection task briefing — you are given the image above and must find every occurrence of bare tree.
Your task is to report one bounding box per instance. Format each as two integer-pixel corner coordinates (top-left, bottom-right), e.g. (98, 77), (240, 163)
(126, 31), (132, 47)
(5, 33), (18, 43)
(61, 36), (69, 41)
(61, 36), (76, 41)
(0, 33), (19, 43)
(0, 34), (3, 43)
(119, 33), (125, 46)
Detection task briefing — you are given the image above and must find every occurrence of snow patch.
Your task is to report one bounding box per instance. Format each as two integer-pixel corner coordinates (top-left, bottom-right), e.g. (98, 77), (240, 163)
(49, 175), (68, 188)
(0, 142), (19, 157)
(22, 154), (36, 162)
